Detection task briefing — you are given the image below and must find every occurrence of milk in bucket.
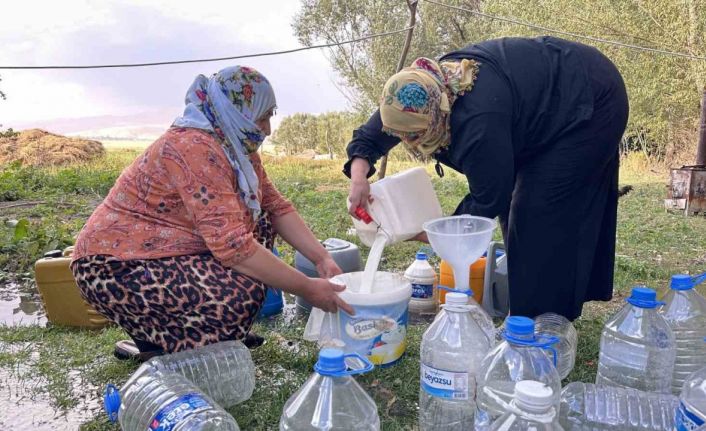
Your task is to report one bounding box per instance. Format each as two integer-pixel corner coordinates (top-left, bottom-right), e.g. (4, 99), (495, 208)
(304, 271), (412, 366)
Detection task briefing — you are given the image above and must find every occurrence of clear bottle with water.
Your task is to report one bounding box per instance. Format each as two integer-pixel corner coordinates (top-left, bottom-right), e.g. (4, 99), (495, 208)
(279, 348), (379, 430)
(490, 380), (564, 431)
(559, 382), (679, 430)
(419, 292), (493, 430)
(676, 361), (706, 431)
(659, 273), (706, 394)
(475, 316), (562, 429)
(596, 286), (676, 393)
(144, 340), (255, 408)
(535, 313), (577, 380)
(104, 366), (239, 431)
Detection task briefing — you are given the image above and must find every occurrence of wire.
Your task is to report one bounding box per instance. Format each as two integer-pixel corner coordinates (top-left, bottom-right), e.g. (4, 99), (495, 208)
(422, 0), (706, 61)
(0, 25), (415, 70)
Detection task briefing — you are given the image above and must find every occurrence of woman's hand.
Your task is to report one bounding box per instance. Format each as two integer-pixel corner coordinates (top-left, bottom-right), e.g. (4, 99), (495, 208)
(302, 278), (355, 315)
(348, 158), (373, 218)
(315, 256), (343, 279)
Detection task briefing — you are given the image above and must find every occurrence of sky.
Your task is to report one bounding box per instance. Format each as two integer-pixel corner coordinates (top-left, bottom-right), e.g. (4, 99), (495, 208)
(0, 1), (350, 135)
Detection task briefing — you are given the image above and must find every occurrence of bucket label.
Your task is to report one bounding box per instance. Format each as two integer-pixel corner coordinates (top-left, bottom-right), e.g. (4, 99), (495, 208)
(339, 302), (409, 367)
(420, 363), (470, 400)
(676, 401), (706, 431)
(345, 317), (398, 340)
(411, 283), (433, 299)
(150, 393), (211, 431)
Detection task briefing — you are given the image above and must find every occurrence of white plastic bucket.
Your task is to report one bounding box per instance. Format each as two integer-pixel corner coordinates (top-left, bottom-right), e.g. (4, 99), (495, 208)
(350, 167), (443, 246)
(303, 271), (412, 366)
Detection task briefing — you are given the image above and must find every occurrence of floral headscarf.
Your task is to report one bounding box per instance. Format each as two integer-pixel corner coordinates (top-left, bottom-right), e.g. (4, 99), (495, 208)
(173, 66), (276, 221)
(380, 57), (479, 157)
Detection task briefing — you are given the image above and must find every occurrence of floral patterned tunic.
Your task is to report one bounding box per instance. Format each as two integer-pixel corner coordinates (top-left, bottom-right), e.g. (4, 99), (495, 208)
(73, 127), (294, 266)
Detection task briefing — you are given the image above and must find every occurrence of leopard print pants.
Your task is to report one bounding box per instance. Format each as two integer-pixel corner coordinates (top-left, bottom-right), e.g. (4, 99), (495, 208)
(71, 214), (274, 353)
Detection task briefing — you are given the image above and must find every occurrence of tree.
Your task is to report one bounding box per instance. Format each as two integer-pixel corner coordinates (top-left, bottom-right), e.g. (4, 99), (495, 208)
(294, 0), (706, 161)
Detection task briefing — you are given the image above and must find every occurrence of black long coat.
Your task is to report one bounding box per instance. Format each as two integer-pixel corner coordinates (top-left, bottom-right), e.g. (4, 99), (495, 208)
(343, 36), (629, 320)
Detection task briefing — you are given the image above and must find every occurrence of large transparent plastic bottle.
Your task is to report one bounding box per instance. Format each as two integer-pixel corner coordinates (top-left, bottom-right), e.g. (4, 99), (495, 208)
(104, 366), (239, 431)
(475, 316), (561, 429)
(490, 380), (564, 430)
(142, 340), (255, 409)
(659, 273), (706, 394)
(535, 312), (578, 380)
(419, 292), (493, 430)
(559, 382), (679, 430)
(279, 348), (379, 430)
(676, 362), (706, 430)
(596, 286), (676, 393)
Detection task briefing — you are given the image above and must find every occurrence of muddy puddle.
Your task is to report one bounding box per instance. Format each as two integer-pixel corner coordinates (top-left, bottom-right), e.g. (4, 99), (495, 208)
(0, 343), (101, 430)
(0, 279), (46, 326)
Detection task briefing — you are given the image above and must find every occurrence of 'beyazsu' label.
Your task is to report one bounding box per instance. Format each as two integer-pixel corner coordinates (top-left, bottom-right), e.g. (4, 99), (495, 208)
(676, 400), (706, 431)
(150, 393), (211, 431)
(420, 363), (470, 400)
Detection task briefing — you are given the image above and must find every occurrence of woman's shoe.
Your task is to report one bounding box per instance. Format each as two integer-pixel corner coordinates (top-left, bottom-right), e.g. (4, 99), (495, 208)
(113, 340), (163, 362)
(242, 332), (265, 349)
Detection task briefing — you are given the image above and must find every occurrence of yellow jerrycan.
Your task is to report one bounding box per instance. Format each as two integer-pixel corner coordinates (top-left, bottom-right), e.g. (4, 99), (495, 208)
(34, 247), (110, 328)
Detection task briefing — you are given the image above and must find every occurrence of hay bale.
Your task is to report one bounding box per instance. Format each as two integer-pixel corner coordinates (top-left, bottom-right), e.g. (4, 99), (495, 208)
(0, 129), (106, 167)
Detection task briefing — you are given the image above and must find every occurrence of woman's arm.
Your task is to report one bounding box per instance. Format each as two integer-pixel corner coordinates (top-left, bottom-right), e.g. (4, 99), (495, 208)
(231, 244), (352, 314)
(271, 211), (342, 279)
(344, 110), (401, 217)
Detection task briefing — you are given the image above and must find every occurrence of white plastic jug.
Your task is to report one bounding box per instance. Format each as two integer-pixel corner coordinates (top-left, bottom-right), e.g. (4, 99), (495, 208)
(350, 167), (442, 246)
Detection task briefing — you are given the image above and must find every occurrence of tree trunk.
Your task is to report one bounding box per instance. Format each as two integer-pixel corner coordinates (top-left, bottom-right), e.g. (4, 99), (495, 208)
(378, 0), (418, 180)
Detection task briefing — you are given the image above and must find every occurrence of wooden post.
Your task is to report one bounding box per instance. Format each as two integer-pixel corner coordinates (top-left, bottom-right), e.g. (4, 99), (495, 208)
(696, 89), (706, 166)
(378, 0), (418, 180)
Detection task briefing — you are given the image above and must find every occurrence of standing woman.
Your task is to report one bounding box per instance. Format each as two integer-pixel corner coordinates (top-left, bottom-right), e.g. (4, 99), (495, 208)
(72, 66), (352, 359)
(345, 36), (629, 320)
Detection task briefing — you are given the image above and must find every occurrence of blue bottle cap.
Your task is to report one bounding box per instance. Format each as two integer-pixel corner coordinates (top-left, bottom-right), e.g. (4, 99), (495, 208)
(505, 316), (534, 336)
(104, 384), (121, 423)
(671, 274), (694, 290)
(416, 252), (427, 260)
(314, 348), (347, 375)
(627, 286), (662, 308)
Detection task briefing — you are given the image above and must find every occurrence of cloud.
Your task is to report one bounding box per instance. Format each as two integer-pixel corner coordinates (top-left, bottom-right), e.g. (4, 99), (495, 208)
(0, 1), (350, 131)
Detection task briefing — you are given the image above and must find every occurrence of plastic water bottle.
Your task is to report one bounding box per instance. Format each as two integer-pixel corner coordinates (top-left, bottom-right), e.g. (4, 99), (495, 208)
(676, 360), (706, 431)
(660, 273), (706, 394)
(596, 286), (676, 393)
(475, 316), (561, 429)
(559, 382), (679, 430)
(405, 251), (437, 314)
(490, 380), (563, 430)
(279, 348), (379, 430)
(535, 313), (578, 380)
(104, 366), (239, 431)
(147, 340), (255, 408)
(419, 292), (493, 430)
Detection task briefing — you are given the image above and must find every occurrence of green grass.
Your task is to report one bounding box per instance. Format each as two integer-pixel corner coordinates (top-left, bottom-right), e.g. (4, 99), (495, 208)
(1, 151), (705, 430)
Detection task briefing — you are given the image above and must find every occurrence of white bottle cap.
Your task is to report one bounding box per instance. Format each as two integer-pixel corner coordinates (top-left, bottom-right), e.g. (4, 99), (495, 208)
(445, 292), (469, 307)
(514, 380), (554, 413)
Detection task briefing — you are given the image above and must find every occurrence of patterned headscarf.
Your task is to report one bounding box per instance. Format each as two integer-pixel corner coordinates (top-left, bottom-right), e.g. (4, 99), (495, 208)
(380, 57), (479, 156)
(173, 66), (276, 221)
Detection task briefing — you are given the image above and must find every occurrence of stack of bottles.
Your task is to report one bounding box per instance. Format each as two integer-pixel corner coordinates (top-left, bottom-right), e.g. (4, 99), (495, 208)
(104, 340), (254, 430)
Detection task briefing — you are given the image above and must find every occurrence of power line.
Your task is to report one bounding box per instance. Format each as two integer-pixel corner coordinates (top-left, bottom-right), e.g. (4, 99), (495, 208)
(423, 0), (706, 61)
(0, 25), (415, 70)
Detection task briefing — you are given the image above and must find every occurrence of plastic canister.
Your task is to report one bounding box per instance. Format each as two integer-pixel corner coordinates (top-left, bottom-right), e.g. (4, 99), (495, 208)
(304, 271), (412, 367)
(35, 247), (110, 328)
(349, 167), (442, 247)
(439, 248), (505, 305)
(294, 238), (363, 312)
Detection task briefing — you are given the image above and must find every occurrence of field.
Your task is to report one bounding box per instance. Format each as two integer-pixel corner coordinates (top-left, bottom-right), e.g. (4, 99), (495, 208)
(1, 148), (705, 429)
